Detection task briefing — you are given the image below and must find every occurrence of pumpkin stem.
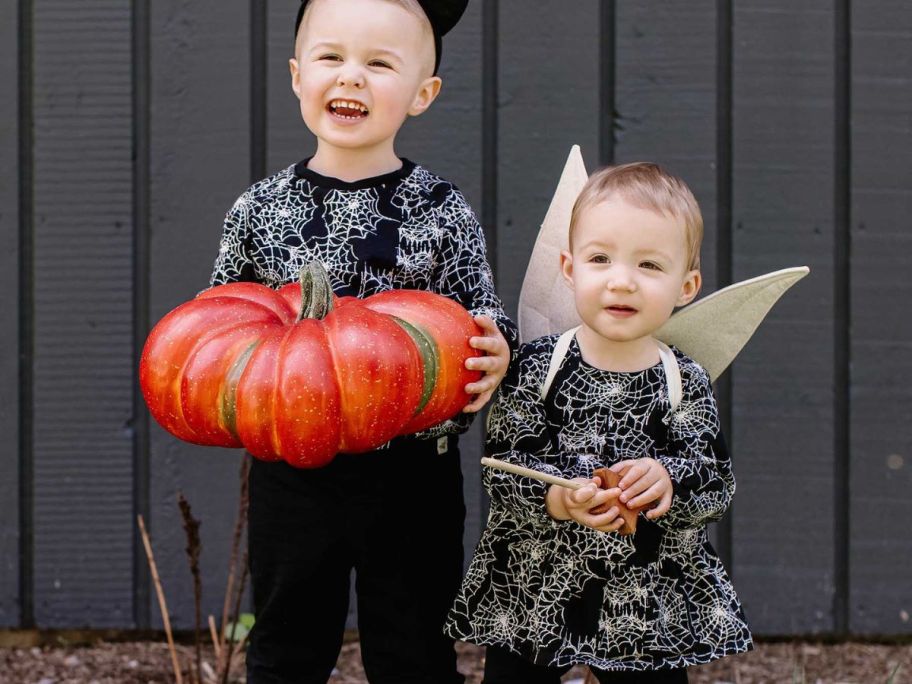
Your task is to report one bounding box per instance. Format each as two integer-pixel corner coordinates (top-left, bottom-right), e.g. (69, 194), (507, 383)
(297, 261), (335, 322)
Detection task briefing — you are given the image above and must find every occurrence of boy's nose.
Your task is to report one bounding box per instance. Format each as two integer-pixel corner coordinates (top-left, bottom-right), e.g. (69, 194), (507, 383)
(337, 68), (365, 88)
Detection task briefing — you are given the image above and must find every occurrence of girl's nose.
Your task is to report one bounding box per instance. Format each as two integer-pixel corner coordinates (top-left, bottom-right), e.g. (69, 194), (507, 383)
(607, 267), (637, 292)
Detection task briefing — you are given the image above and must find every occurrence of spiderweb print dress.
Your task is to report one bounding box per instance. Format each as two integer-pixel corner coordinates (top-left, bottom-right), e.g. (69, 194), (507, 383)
(446, 334), (753, 672)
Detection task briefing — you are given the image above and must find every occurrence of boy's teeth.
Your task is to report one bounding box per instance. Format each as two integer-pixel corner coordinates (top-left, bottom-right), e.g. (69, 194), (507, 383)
(331, 99), (368, 113)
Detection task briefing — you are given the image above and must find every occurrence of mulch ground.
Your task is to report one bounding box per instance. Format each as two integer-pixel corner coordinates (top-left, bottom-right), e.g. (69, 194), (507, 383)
(1, 637), (909, 683)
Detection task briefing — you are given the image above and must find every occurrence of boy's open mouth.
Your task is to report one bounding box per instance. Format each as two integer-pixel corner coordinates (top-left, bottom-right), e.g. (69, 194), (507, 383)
(328, 99), (369, 119)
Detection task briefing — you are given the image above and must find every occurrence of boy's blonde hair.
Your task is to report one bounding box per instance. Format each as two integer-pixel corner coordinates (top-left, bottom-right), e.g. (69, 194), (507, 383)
(569, 162), (704, 271)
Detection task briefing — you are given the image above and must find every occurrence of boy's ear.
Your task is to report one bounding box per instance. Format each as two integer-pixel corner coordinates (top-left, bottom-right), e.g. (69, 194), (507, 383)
(677, 269), (702, 306)
(408, 76), (443, 117)
(289, 58), (301, 98)
(560, 251), (575, 290)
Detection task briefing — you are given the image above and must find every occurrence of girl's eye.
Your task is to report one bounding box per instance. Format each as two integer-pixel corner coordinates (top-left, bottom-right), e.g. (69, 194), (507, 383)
(368, 60), (392, 69)
(640, 261), (662, 271)
(319, 54), (342, 62)
(590, 255), (610, 264)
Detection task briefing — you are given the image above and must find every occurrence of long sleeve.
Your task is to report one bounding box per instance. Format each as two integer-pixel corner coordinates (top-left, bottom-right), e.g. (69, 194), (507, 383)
(210, 190), (258, 286)
(654, 360), (735, 531)
(411, 187), (518, 440)
(433, 188), (518, 352)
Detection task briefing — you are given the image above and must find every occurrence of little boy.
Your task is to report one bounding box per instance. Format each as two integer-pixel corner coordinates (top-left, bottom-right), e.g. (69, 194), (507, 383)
(210, 1), (517, 682)
(447, 163), (752, 683)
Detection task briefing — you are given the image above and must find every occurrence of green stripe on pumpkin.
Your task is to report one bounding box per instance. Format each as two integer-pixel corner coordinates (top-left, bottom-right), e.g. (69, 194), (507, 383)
(221, 340), (261, 439)
(390, 316), (438, 416)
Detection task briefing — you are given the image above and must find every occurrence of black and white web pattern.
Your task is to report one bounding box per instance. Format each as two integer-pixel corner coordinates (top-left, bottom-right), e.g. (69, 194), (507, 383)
(210, 162), (518, 440)
(446, 335), (752, 671)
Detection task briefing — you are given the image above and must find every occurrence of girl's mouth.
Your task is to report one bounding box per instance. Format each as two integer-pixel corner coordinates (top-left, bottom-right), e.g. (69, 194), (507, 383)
(606, 305), (637, 317)
(328, 99), (369, 119)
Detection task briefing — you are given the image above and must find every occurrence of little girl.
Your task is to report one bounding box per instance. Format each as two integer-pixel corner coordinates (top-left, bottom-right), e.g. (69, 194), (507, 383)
(446, 163), (752, 683)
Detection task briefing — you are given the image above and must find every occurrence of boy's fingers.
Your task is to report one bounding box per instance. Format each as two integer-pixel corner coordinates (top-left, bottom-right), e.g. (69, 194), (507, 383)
(464, 376), (497, 395)
(462, 390), (493, 413)
(469, 335), (506, 353)
(473, 314), (498, 333)
(465, 356), (500, 372)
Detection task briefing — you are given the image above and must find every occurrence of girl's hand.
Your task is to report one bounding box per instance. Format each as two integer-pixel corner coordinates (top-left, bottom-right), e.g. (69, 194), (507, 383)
(610, 458), (674, 520)
(462, 315), (510, 413)
(546, 480), (626, 533)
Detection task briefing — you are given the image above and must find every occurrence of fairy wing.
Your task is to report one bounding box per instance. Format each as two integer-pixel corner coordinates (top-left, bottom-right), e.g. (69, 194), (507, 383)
(517, 145), (587, 343)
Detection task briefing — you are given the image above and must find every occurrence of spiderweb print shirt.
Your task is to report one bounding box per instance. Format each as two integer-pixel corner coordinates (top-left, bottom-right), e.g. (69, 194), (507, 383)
(210, 159), (517, 439)
(446, 335), (752, 671)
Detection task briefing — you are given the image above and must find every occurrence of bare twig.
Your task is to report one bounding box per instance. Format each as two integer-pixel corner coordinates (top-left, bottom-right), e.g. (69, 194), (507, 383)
(208, 615), (221, 659)
(178, 492), (204, 684)
(219, 456), (251, 656)
(222, 550), (250, 684)
(137, 514), (184, 684)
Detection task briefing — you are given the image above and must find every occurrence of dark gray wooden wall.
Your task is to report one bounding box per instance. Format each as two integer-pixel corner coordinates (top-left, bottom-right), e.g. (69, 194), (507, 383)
(3, 0), (910, 638)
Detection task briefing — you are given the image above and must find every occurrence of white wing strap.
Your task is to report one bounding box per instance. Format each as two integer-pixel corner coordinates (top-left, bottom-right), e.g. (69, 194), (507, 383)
(540, 329), (683, 411)
(656, 340), (682, 411)
(540, 327), (580, 401)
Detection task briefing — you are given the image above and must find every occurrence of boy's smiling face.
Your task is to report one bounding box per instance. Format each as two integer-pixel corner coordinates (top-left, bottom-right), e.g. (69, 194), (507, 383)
(289, 0), (441, 160)
(561, 196), (701, 350)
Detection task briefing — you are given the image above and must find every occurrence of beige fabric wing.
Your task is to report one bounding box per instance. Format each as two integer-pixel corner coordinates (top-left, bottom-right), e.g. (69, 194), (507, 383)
(517, 145), (587, 343)
(656, 266), (809, 380)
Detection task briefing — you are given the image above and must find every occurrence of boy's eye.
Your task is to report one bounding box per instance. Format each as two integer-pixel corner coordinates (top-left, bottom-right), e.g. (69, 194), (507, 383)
(640, 261), (663, 271)
(368, 60), (392, 69)
(319, 53), (342, 62)
(590, 254), (610, 264)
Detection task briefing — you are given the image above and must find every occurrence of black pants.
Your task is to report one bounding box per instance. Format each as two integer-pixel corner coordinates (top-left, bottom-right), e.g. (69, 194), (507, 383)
(246, 436), (466, 684)
(482, 646), (689, 684)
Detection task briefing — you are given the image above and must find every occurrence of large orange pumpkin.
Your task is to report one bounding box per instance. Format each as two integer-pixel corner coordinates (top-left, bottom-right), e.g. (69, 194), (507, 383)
(140, 261), (483, 468)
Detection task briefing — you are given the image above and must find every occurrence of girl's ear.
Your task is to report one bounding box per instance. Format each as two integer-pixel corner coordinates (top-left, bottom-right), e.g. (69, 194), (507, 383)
(677, 269), (702, 306)
(560, 251), (576, 290)
(289, 58), (301, 98)
(408, 76), (443, 117)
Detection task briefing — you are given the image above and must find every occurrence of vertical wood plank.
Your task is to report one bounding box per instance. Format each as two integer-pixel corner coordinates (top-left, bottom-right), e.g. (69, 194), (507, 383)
(731, 1), (837, 634)
(267, 0), (308, 173)
(849, 0), (912, 636)
(31, 0), (134, 627)
(148, 0), (251, 629)
(0, 0), (21, 628)
(497, 0), (601, 319)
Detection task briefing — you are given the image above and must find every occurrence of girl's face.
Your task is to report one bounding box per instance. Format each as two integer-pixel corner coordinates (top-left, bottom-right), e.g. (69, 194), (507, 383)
(561, 197), (701, 348)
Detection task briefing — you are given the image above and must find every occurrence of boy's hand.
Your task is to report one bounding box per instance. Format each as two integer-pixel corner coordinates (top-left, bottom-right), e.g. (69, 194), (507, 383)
(462, 315), (510, 413)
(610, 457), (674, 520)
(545, 479), (626, 533)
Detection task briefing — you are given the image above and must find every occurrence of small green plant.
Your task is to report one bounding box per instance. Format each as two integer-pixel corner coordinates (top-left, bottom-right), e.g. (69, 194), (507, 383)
(224, 613), (255, 644)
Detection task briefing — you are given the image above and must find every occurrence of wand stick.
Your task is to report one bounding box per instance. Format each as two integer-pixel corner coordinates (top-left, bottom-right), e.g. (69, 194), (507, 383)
(480, 457), (585, 490)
